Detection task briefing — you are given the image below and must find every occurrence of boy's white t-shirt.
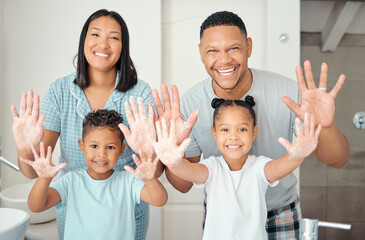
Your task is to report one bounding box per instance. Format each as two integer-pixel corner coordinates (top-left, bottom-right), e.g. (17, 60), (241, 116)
(195, 155), (278, 240)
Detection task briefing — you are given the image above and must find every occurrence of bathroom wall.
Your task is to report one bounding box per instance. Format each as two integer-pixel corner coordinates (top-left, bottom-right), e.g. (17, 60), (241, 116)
(300, 33), (365, 240)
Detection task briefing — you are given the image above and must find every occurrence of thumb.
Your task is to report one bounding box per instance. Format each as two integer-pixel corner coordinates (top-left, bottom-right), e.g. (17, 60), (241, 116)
(281, 96), (301, 118)
(118, 123), (131, 140)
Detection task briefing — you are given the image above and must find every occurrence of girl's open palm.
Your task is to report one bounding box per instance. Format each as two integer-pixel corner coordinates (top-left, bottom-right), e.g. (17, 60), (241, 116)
(11, 90), (45, 152)
(278, 113), (322, 161)
(151, 118), (191, 167)
(124, 150), (159, 180)
(19, 142), (66, 178)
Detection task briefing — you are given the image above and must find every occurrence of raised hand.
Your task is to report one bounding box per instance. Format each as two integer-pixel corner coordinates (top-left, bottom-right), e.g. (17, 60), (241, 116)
(278, 113), (322, 161)
(152, 84), (199, 145)
(19, 142), (66, 179)
(151, 118), (191, 168)
(119, 96), (156, 154)
(11, 90), (45, 152)
(282, 60), (345, 127)
(124, 149), (159, 180)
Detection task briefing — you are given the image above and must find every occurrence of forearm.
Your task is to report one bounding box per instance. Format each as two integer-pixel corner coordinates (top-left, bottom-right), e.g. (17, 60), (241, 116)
(168, 159), (207, 184)
(144, 178), (168, 207)
(165, 167), (193, 193)
(28, 178), (53, 212)
(17, 150), (37, 179)
(315, 123), (349, 168)
(265, 153), (303, 182)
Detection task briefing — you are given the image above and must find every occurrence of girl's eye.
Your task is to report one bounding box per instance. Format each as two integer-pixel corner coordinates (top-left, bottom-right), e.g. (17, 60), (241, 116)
(221, 129), (228, 132)
(239, 128), (247, 132)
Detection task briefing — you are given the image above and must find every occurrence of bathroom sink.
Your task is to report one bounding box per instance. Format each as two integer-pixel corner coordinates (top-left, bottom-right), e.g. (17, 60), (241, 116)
(0, 182), (56, 224)
(0, 208), (30, 240)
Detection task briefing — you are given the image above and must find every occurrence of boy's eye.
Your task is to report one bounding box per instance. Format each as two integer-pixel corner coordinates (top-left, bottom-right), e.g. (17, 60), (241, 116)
(221, 129), (228, 132)
(91, 145), (98, 148)
(107, 146), (115, 150)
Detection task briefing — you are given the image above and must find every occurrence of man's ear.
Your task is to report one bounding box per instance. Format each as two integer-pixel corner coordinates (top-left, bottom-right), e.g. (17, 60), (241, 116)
(247, 37), (253, 58)
(199, 43), (204, 63)
(78, 139), (85, 154)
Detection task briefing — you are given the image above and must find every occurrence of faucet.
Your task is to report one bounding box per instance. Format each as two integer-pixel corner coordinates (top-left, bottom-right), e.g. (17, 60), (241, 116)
(300, 218), (351, 240)
(0, 136), (20, 192)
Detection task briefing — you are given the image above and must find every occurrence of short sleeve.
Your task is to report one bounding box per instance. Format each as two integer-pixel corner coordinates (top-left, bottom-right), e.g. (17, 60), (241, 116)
(50, 172), (72, 211)
(40, 82), (62, 132)
(129, 173), (145, 204)
(254, 156), (279, 187)
(193, 157), (216, 189)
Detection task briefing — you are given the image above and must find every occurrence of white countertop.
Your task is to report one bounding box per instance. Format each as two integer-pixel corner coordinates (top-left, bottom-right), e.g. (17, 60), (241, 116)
(27, 219), (58, 240)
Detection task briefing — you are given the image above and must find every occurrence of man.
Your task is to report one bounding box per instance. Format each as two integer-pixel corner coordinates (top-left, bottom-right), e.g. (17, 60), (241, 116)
(153, 11), (349, 239)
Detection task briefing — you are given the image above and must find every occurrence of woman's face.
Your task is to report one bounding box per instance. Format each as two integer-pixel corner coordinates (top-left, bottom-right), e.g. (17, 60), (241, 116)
(84, 16), (122, 73)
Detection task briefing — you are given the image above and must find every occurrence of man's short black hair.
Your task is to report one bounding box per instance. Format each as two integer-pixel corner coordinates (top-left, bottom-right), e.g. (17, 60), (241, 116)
(82, 109), (124, 142)
(200, 11), (247, 38)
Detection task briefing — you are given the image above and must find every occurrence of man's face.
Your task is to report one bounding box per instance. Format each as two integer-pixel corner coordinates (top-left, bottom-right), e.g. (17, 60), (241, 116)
(199, 25), (252, 91)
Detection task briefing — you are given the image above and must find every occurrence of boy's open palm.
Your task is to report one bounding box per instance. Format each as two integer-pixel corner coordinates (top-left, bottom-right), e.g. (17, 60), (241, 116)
(125, 150), (159, 180)
(278, 113), (322, 161)
(19, 142), (66, 178)
(152, 118), (191, 168)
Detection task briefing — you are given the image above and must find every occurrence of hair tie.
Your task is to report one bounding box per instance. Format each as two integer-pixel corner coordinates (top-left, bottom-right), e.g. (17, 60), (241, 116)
(244, 95), (255, 107)
(211, 98), (225, 109)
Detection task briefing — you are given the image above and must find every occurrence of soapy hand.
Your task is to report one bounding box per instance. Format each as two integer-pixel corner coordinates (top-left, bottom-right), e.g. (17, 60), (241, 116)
(19, 142), (66, 179)
(151, 118), (191, 168)
(278, 113), (322, 161)
(119, 96), (156, 155)
(11, 90), (45, 152)
(152, 84), (199, 145)
(124, 149), (159, 180)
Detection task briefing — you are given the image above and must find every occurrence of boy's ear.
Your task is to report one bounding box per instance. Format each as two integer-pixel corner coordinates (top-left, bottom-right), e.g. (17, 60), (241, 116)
(120, 143), (127, 156)
(78, 139), (85, 154)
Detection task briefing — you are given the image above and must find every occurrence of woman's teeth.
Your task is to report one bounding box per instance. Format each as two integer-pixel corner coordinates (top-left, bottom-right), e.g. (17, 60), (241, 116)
(95, 52), (109, 57)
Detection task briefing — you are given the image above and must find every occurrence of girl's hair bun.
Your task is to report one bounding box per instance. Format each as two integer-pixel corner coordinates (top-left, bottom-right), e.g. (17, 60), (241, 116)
(211, 98), (225, 109)
(245, 95), (255, 107)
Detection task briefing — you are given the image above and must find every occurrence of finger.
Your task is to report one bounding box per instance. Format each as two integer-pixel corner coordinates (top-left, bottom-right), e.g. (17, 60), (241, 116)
(26, 89), (34, 116)
(19, 92), (27, 116)
(314, 124), (322, 139)
(124, 101), (136, 124)
(38, 142), (46, 159)
(178, 138), (191, 154)
(152, 155), (159, 165)
(147, 103), (155, 124)
(137, 97), (147, 120)
(10, 105), (19, 119)
(132, 154), (142, 166)
(318, 62), (328, 89)
(118, 123), (131, 141)
(295, 66), (307, 93)
(304, 60), (316, 89)
(19, 157), (34, 167)
(169, 119), (176, 141)
(38, 114), (46, 128)
(281, 97), (302, 120)
(46, 145), (53, 162)
(31, 94), (41, 122)
(329, 74), (345, 99)
(152, 88), (164, 118)
(309, 114), (315, 137)
(171, 85), (181, 114)
(161, 84), (172, 111)
(295, 118), (302, 138)
(124, 165), (136, 175)
(303, 112), (310, 136)
(30, 144), (40, 159)
(278, 137), (292, 151)
(129, 96), (140, 120)
(146, 151), (153, 163)
(55, 163), (67, 172)
(186, 109), (199, 128)
(161, 118), (168, 138)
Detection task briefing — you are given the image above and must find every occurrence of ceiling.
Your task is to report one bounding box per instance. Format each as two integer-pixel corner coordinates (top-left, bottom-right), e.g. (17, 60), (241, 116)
(301, 0), (365, 51)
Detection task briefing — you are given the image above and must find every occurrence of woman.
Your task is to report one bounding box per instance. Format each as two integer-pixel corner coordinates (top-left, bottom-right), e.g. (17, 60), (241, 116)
(11, 9), (152, 240)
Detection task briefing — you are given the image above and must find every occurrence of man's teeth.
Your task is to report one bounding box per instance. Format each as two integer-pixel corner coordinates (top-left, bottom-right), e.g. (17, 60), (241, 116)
(218, 68), (235, 76)
(95, 52), (109, 57)
(227, 145), (240, 149)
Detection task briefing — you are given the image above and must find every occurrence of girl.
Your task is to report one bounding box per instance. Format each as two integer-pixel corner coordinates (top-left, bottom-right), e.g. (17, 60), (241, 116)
(152, 96), (321, 240)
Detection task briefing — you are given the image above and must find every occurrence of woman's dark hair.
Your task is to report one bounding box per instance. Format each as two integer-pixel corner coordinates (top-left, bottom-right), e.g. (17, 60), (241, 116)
(74, 9), (137, 92)
(211, 95), (256, 127)
(200, 11), (247, 38)
(82, 109), (124, 142)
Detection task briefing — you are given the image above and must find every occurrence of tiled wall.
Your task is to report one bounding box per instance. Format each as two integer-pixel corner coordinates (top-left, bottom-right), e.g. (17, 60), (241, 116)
(300, 35), (365, 240)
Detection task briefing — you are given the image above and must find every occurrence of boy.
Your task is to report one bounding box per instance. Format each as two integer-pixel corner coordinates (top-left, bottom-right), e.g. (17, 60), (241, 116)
(21, 109), (167, 240)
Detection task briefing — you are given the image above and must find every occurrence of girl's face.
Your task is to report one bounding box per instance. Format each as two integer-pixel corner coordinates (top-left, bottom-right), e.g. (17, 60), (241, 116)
(212, 106), (258, 170)
(84, 16), (122, 73)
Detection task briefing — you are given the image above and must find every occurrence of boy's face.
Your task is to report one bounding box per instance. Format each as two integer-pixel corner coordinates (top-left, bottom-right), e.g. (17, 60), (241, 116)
(79, 127), (125, 180)
(212, 106), (258, 170)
